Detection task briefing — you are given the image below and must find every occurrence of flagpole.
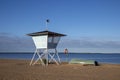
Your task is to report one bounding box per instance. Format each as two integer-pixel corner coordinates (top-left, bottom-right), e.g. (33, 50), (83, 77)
(46, 19), (49, 30)
(46, 20), (48, 30)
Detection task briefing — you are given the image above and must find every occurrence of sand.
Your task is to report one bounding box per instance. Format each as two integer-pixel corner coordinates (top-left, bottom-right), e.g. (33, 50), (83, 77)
(0, 59), (120, 80)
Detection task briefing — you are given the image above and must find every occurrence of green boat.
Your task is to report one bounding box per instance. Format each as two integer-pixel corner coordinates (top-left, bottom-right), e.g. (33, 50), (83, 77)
(69, 59), (99, 66)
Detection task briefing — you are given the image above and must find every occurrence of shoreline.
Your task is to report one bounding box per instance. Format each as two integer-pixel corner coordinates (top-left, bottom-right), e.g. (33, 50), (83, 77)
(0, 59), (120, 80)
(0, 58), (120, 65)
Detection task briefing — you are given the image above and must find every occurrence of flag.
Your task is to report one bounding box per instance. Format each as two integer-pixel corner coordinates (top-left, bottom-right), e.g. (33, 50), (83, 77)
(46, 19), (50, 23)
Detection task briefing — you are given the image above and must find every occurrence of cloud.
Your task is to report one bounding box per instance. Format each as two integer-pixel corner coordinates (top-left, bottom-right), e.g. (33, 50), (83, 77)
(58, 37), (120, 53)
(0, 33), (120, 53)
(58, 37), (120, 48)
(0, 33), (35, 52)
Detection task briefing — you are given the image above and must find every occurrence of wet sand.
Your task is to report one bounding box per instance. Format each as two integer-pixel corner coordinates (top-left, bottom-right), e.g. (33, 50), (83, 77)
(0, 59), (120, 80)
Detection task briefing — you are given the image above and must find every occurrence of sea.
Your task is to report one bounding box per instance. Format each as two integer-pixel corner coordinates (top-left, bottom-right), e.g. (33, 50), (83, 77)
(0, 52), (120, 64)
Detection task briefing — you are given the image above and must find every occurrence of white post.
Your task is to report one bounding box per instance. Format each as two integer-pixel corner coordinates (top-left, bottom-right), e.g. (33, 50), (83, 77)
(55, 48), (61, 63)
(49, 52), (55, 63)
(38, 49), (45, 66)
(48, 53), (59, 65)
(30, 49), (37, 65)
(33, 49), (45, 66)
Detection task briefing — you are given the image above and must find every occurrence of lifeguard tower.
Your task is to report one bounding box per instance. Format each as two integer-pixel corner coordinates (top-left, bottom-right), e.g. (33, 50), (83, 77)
(27, 30), (66, 66)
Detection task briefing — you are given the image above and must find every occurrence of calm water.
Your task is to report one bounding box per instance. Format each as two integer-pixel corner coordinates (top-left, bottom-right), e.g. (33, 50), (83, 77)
(0, 52), (120, 64)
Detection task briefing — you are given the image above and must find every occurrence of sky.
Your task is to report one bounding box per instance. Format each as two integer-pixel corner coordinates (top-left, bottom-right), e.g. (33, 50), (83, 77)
(0, 0), (120, 53)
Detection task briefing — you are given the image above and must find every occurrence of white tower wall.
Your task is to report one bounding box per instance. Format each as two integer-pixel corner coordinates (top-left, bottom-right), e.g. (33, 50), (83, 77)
(32, 35), (48, 49)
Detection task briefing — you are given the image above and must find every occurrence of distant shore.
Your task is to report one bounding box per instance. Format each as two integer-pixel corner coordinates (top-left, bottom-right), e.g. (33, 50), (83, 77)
(0, 59), (120, 80)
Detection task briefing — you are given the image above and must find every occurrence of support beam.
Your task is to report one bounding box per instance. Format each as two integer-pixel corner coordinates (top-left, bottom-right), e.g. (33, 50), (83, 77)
(30, 48), (61, 66)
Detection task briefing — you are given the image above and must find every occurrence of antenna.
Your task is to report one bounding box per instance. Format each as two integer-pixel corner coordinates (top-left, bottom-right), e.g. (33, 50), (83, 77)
(46, 19), (50, 30)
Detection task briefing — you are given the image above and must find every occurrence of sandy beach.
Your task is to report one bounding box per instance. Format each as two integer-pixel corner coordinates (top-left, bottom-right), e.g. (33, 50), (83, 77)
(0, 59), (120, 80)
